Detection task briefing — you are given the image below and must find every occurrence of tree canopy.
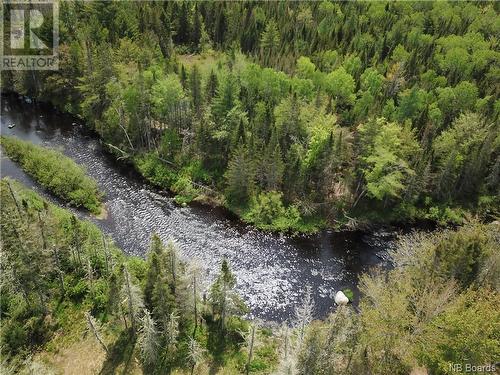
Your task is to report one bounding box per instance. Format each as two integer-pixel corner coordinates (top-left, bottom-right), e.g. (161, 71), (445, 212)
(2, 0), (498, 231)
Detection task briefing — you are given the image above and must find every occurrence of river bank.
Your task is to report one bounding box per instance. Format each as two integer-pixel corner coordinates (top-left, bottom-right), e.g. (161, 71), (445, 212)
(0, 135), (105, 215)
(1, 92), (397, 321)
(2, 91), (447, 237)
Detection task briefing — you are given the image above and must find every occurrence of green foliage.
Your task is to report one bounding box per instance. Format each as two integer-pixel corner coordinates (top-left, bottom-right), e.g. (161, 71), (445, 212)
(0, 137), (102, 214)
(433, 112), (497, 200)
(0, 178), (121, 360)
(1, 322), (28, 354)
(1, 179), (265, 373)
(358, 118), (420, 201)
(2, 0), (499, 231)
(134, 153), (177, 187)
(243, 191), (301, 232)
(342, 288), (354, 301)
(135, 154), (206, 206)
(433, 225), (494, 289)
(423, 204), (465, 226)
(209, 259), (247, 332)
(151, 73), (185, 119)
(172, 175), (198, 204)
(2, 175), (499, 373)
(66, 278), (89, 301)
(324, 67), (356, 108)
(353, 223), (500, 375)
(419, 288), (500, 374)
(225, 146), (254, 206)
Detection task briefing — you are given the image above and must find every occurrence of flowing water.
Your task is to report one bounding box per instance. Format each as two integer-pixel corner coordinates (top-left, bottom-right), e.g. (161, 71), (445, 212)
(0, 94), (395, 321)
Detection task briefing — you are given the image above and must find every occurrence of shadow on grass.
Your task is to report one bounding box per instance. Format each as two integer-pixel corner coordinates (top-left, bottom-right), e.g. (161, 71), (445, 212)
(206, 318), (226, 374)
(206, 319), (244, 375)
(100, 328), (136, 375)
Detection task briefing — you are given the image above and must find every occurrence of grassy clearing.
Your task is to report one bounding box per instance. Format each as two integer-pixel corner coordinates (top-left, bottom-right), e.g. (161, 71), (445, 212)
(177, 50), (220, 76)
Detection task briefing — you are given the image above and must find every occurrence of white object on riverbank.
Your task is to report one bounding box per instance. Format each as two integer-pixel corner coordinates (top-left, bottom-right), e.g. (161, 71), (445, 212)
(335, 291), (349, 305)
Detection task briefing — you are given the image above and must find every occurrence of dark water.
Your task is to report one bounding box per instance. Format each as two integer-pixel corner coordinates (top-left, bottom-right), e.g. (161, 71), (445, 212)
(0, 95), (394, 321)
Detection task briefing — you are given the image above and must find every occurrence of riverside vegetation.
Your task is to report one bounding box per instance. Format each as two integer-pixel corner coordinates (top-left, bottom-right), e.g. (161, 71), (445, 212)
(1, 1), (499, 373)
(0, 136), (103, 215)
(2, 1), (498, 232)
(1, 178), (498, 374)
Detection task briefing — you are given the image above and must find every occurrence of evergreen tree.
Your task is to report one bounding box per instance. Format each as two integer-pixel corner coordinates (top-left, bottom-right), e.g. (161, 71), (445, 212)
(209, 259), (244, 332)
(213, 3), (227, 46)
(153, 2), (173, 59)
(151, 275), (175, 330)
(225, 145), (255, 206)
(180, 64), (188, 90)
(190, 65), (202, 117)
(205, 70), (219, 103)
(176, 2), (191, 45)
(234, 118), (246, 147)
(212, 72), (239, 121)
(144, 234), (164, 309)
(192, 4), (202, 50)
(260, 19), (280, 66)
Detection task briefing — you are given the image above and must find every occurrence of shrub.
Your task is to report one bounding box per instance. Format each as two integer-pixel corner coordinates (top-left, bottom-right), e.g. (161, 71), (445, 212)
(134, 153), (177, 187)
(342, 288), (354, 301)
(172, 175), (198, 204)
(433, 225), (492, 289)
(244, 191), (301, 231)
(67, 279), (88, 301)
(1, 322), (27, 353)
(90, 279), (109, 316)
(423, 201), (465, 225)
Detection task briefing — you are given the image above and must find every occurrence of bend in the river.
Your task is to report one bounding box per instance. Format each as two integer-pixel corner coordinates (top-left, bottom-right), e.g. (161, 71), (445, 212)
(0, 95), (395, 321)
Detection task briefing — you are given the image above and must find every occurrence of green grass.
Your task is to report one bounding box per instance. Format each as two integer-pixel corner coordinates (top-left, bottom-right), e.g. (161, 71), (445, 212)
(1, 136), (103, 214)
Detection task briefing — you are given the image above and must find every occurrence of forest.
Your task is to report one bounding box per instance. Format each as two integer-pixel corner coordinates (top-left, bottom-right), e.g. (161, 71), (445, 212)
(2, 1), (498, 231)
(1, 178), (498, 374)
(1, 1), (499, 374)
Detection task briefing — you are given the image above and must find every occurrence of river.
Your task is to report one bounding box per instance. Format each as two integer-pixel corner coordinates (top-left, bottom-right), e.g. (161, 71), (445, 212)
(0, 94), (395, 322)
